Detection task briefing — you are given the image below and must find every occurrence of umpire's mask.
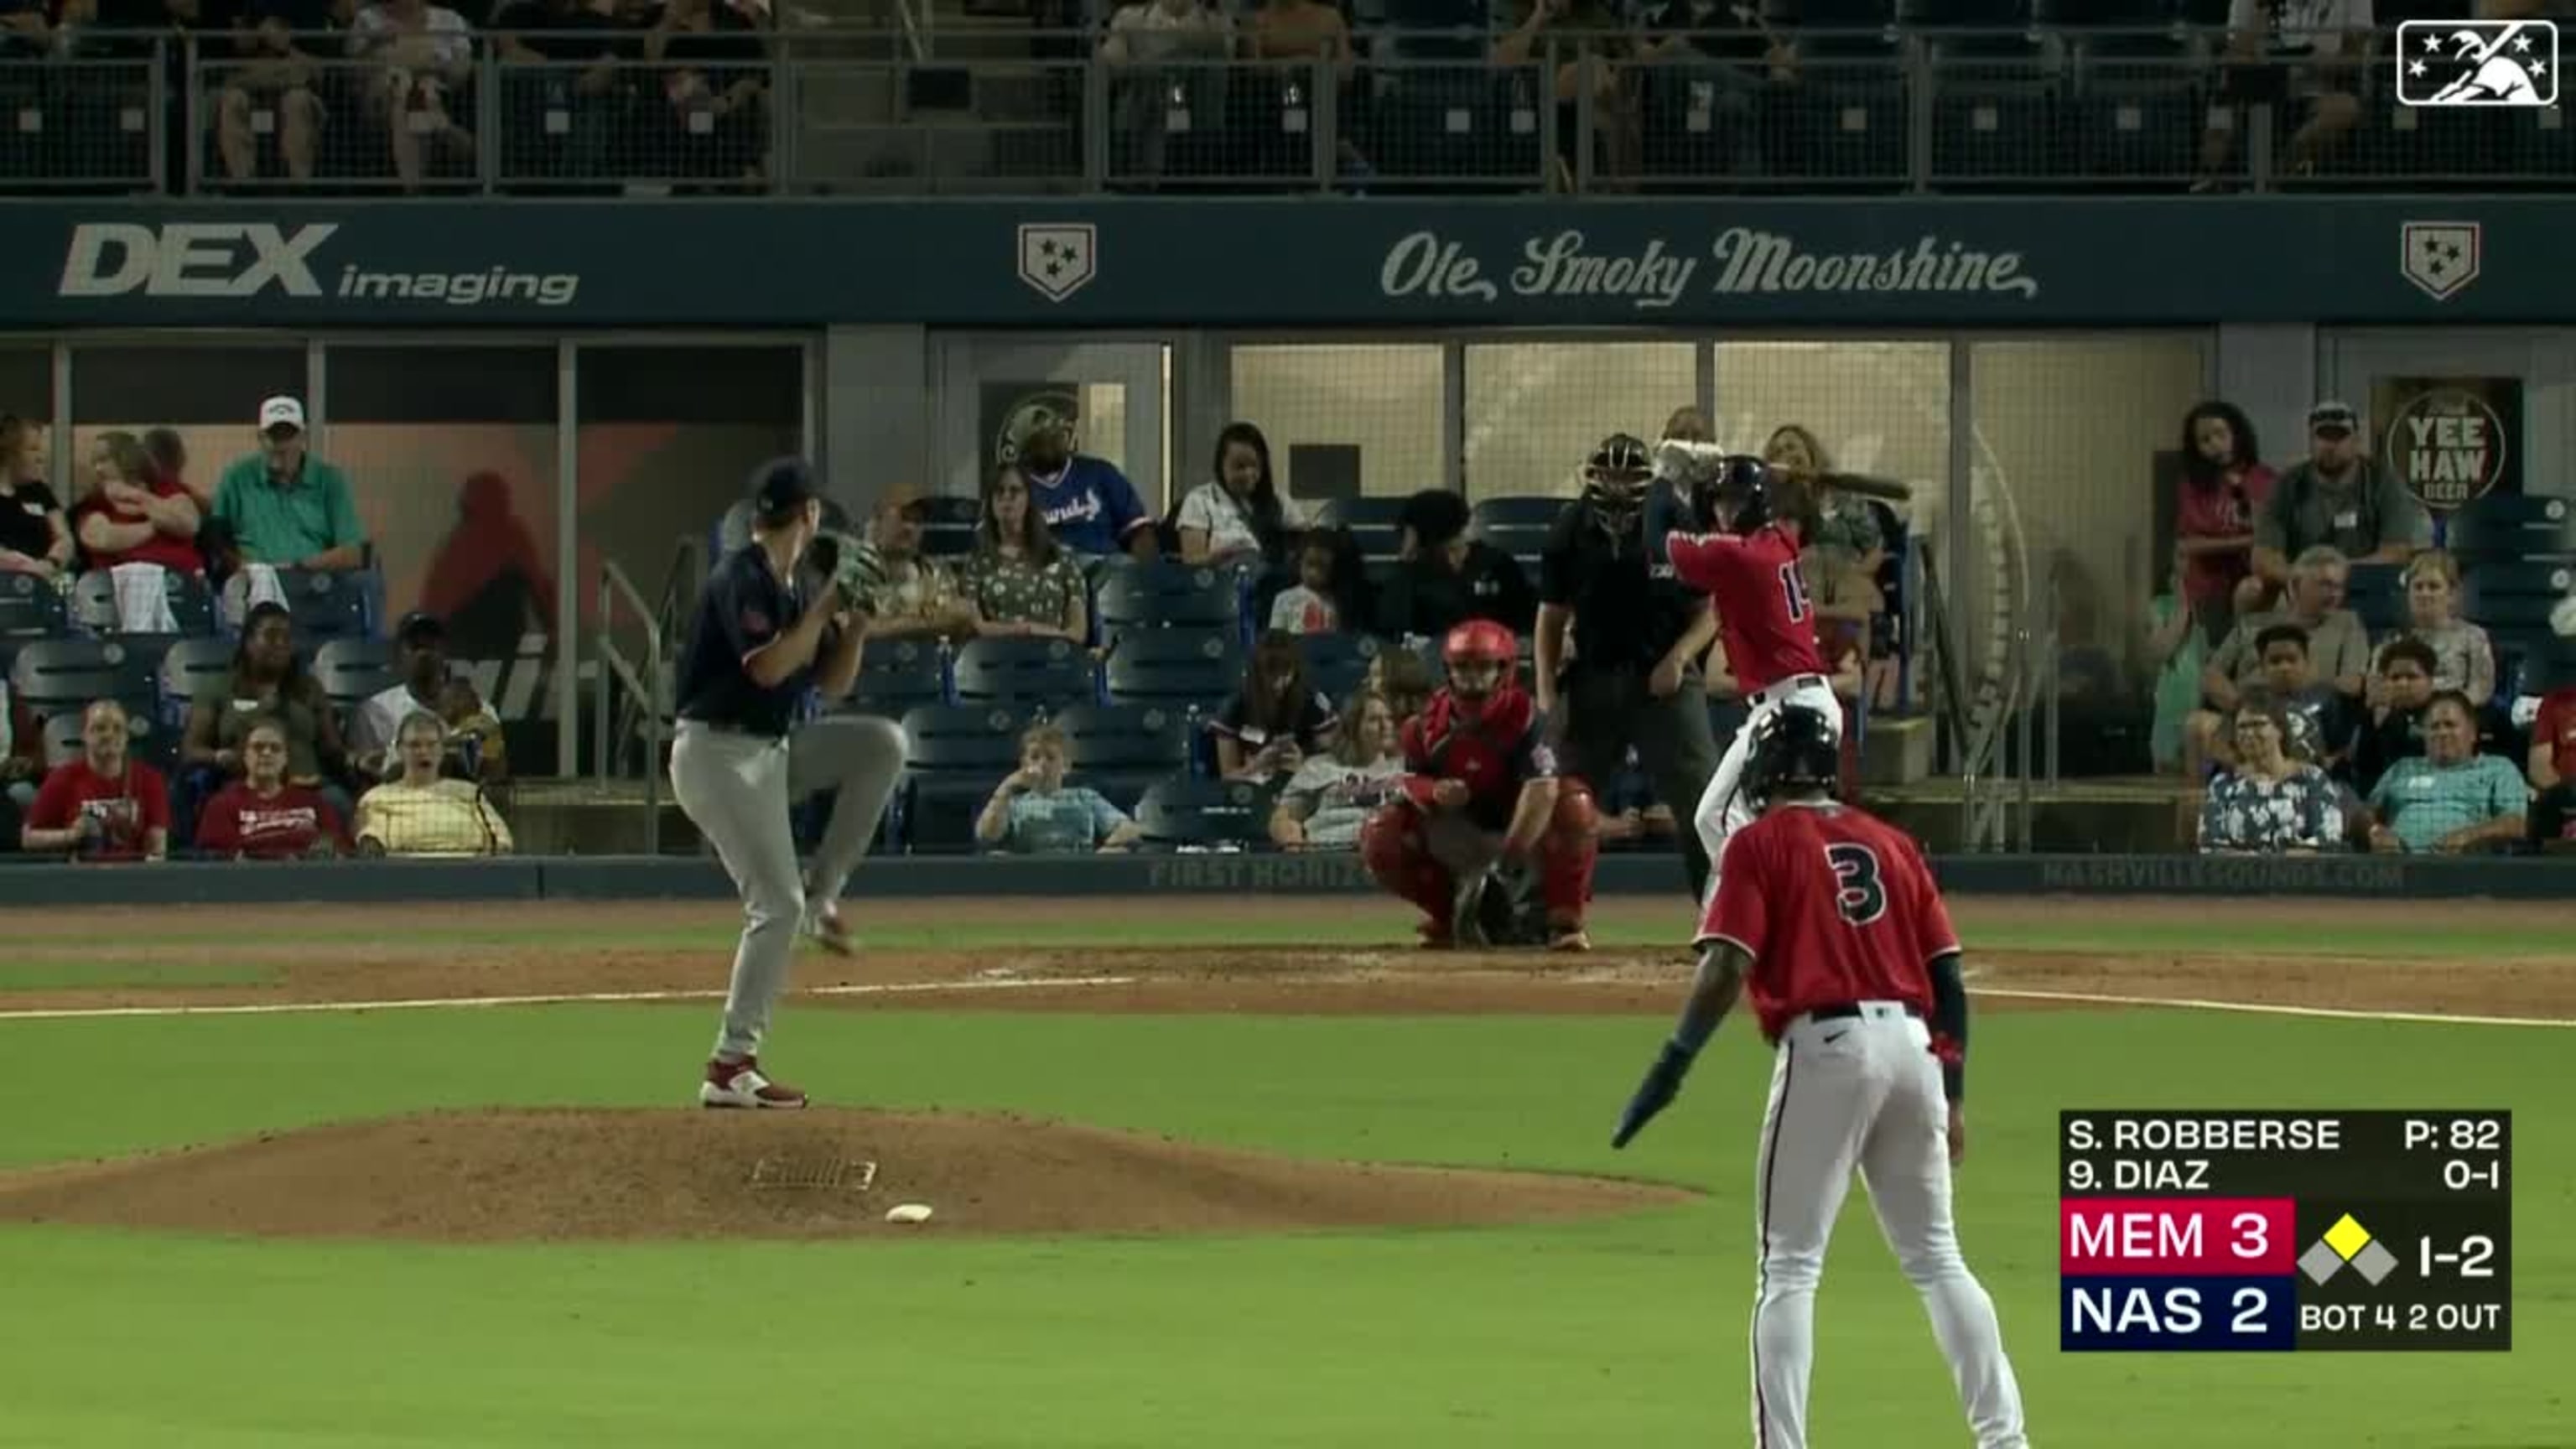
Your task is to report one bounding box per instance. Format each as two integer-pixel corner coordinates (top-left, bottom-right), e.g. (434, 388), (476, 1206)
(1581, 434), (1654, 537)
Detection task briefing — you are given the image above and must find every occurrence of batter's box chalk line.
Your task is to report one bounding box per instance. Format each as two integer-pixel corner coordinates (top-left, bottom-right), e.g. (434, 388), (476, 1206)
(1972, 986), (2576, 1029)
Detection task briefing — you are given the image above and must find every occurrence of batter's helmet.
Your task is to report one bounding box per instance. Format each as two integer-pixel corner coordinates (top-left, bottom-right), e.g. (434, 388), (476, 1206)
(1695, 453), (1775, 533)
(1742, 704), (1842, 808)
(1442, 619), (1517, 700)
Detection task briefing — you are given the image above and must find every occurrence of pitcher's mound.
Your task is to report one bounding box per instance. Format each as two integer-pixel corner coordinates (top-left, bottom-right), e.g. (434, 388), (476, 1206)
(0, 1109), (1695, 1243)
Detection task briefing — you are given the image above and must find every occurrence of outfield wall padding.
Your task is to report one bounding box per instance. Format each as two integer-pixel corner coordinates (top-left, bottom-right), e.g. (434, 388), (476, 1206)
(0, 852), (2565, 905)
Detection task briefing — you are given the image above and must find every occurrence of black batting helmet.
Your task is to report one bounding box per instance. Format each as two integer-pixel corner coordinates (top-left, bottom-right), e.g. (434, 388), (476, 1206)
(1742, 704), (1841, 808)
(1697, 453), (1774, 532)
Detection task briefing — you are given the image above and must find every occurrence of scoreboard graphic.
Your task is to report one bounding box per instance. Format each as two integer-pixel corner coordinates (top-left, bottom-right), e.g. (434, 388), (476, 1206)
(2059, 1111), (2511, 1353)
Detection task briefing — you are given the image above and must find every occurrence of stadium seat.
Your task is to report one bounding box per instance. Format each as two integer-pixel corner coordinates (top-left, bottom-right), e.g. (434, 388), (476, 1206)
(10, 636), (166, 717)
(1094, 562), (1243, 636)
(1468, 496), (1566, 574)
(314, 637), (398, 710)
(1056, 702), (1192, 800)
(1104, 627), (1243, 708)
(2463, 562), (2574, 635)
(2342, 563), (2407, 636)
(896, 702), (1032, 855)
(2518, 639), (2576, 695)
(1135, 776), (1273, 849)
(0, 573), (69, 646)
(917, 494), (982, 560)
(2449, 496), (2576, 562)
(1309, 498), (1410, 531)
(1300, 631), (1383, 704)
(71, 568), (218, 636)
(277, 569), (374, 641)
(849, 638), (950, 715)
(952, 636), (1098, 709)
(158, 636), (234, 726)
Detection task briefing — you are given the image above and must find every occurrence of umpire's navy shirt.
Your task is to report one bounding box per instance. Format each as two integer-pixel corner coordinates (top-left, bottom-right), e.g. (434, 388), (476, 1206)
(1540, 481), (1703, 674)
(676, 544), (813, 739)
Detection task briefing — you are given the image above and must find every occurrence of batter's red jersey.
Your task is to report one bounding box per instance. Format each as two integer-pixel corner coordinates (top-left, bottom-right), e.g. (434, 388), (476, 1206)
(1665, 526), (1826, 694)
(1398, 684), (1554, 832)
(1699, 802), (1960, 1043)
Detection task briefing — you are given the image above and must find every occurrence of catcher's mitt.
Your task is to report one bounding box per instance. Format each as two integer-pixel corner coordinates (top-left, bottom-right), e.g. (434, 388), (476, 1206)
(1452, 860), (1546, 948)
(813, 529), (890, 614)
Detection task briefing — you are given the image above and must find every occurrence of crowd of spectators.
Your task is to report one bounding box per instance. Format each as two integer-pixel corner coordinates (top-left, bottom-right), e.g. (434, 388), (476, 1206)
(5, 0), (2568, 194)
(0, 401), (519, 865)
(2156, 394), (2572, 858)
(828, 406), (1897, 860)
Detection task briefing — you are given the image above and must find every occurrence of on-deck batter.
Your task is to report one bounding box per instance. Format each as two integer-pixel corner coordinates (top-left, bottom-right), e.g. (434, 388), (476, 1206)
(1612, 705), (2030, 1449)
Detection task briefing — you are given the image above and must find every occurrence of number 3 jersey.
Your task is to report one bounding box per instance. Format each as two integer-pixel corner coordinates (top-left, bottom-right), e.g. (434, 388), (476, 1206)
(1665, 525), (1826, 694)
(1699, 802), (1960, 1044)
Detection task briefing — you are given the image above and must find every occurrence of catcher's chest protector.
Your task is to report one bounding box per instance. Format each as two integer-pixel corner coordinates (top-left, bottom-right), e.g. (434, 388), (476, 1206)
(1415, 693), (1526, 800)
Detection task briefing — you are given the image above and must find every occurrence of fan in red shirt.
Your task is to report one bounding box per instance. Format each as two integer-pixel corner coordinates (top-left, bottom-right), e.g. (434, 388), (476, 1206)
(1608, 704), (2029, 1449)
(70, 431), (205, 576)
(196, 718), (351, 860)
(1358, 620), (1599, 951)
(2175, 402), (2275, 631)
(2527, 683), (2576, 848)
(19, 699), (171, 862)
(1647, 444), (1836, 901)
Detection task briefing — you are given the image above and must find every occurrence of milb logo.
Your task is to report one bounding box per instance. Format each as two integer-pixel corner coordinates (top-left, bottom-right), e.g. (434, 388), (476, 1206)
(57, 223), (580, 307)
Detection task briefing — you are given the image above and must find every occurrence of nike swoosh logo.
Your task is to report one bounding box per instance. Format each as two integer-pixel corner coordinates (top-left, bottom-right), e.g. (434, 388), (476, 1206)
(1822, 1030), (1850, 1044)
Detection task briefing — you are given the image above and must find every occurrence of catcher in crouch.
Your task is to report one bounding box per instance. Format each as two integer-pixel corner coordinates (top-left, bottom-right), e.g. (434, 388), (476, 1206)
(1359, 620), (1600, 951)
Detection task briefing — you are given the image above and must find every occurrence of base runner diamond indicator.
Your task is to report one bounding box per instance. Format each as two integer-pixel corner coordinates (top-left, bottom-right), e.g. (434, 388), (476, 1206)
(2350, 1239), (2401, 1285)
(2298, 1240), (2347, 1285)
(2323, 1213), (2374, 1260)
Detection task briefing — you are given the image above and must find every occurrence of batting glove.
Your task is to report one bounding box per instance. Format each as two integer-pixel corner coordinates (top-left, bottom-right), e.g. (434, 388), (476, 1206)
(1612, 1040), (1699, 1149)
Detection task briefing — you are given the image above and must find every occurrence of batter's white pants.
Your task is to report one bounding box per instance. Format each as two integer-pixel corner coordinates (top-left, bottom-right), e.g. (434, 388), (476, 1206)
(669, 714), (908, 1062)
(1751, 1004), (2028, 1449)
(1695, 673), (1842, 905)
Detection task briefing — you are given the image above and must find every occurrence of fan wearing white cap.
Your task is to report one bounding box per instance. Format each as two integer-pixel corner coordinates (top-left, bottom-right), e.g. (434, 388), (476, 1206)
(209, 395), (368, 575)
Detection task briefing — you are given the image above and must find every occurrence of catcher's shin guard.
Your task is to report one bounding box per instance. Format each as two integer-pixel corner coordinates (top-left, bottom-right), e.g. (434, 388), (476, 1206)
(1360, 802), (1455, 931)
(1535, 784), (1602, 921)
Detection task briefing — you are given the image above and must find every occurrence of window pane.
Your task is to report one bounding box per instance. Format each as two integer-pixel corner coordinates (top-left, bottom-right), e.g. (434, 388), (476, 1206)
(1229, 344), (1444, 503)
(1970, 336), (2210, 776)
(1463, 342), (1695, 500)
(66, 346), (309, 508)
(574, 345), (804, 626)
(325, 346), (564, 664)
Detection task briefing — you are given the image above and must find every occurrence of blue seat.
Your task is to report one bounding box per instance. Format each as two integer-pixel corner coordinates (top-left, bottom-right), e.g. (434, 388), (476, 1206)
(895, 702), (1031, 855)
(1300, 631), (1383, 704)
(277, 569), (375, 641)
(314, 637), (398, 711)
(0, 574), (69, 645)
(72, 568), (218, 637)
(850, 638), (950, 715)
(1135, 776), (1273, 849)
(2463, 563), (2574, 633)
(2449, 496), (2576, 561)
(2342, 564), (2407, 636)
(918, 495), (982, 560)
(158, 636), (235, 728)
(1056, 702), (1191, 799)
(10, 636), (167, 717)
(1310, 497), (1410, 531)
(952, 636), (1098, 709)
(1104, 627), (1243, 708)
(1469, 496), (1566, 574)
(2517, 639), (2576, 695)
(1094, 562), (1243, 636)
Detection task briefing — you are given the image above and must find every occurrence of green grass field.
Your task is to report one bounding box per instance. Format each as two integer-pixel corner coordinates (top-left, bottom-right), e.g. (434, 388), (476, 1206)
(0, 906), (2567, 1448)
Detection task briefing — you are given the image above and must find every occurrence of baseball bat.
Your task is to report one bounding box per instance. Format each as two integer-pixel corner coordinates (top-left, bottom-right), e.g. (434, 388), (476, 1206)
(1816, 470), (1914, 504)
(1651, 442), (1915, 503)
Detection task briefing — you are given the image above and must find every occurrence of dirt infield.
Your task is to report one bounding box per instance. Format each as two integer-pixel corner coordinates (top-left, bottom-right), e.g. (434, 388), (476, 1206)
(1, 896), (2570, 1021)
(0, 1108), (1693, 1242)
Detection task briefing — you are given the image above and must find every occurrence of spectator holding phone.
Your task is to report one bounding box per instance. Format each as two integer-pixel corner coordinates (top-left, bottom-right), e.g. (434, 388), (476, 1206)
(19, 699), (169, 862)
(1210, 629), (1339, 786)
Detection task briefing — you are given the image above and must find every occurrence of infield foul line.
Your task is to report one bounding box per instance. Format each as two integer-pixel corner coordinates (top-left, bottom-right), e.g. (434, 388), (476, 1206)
(0, 975), (1140, 1023)
(1975, 986), (2576, 1029)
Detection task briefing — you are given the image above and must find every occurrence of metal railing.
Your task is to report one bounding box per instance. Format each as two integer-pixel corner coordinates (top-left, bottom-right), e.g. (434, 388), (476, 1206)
(594, 552), (675, 854)
(0, 26), (2561, 196)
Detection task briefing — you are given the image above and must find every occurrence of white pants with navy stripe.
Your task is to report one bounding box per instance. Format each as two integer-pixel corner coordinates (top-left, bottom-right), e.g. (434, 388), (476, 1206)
(1750, 1004), (2028, 1449)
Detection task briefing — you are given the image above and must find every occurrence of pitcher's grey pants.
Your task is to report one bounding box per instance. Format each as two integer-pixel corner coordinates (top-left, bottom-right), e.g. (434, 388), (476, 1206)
(668, 714), (909, 1061)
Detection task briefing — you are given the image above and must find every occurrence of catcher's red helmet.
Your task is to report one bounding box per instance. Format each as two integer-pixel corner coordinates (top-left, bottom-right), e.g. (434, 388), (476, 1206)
(1442, 619), (1517, 700)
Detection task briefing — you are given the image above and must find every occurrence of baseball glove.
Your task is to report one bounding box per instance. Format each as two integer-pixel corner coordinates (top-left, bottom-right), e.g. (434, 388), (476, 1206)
(1452, 858), (1545, 948)
(814, 529), (890, 614)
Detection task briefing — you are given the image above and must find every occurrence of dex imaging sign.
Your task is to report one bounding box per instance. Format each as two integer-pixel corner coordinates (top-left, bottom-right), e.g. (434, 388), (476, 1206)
(56, 222), (580, 309)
